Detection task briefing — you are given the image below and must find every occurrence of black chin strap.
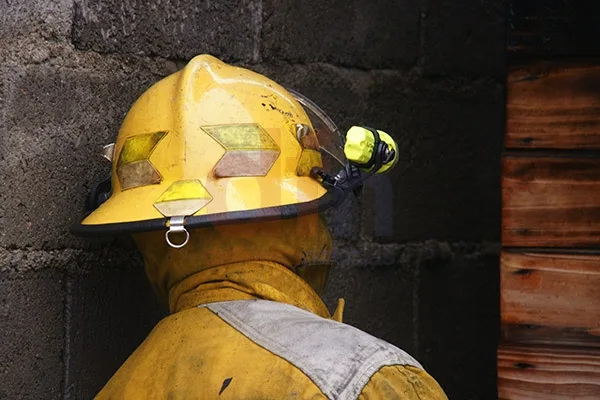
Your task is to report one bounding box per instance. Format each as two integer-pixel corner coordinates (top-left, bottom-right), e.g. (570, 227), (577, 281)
(87, 175), (111, 211)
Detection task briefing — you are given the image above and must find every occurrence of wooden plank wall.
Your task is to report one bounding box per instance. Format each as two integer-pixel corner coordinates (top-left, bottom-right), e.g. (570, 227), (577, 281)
(500, 1), (600, 398)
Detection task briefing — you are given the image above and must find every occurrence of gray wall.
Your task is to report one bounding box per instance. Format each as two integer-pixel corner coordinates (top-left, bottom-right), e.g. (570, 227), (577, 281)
(0, 1), (504, 399)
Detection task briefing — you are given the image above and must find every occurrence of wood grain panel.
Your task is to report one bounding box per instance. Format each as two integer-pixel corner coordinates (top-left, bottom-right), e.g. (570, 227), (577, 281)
(503, 156), (600, 247)
(503, 324), (600, 350)
(507, 62), (600, 149)
(498, 345), (600, 399)
(501, 252), (600, 346)
(508, 0), (600, 57)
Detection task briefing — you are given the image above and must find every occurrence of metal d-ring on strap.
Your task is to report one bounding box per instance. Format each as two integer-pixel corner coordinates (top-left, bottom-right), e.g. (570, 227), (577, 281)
(165, 215), (190, 249)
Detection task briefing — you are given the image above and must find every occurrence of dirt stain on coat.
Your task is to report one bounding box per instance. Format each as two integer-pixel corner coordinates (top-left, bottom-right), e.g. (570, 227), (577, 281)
(219, 377), (233, 395)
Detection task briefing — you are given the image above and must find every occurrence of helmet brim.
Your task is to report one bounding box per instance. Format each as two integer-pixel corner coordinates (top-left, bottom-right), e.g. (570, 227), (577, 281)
(71, 188), (344, 236)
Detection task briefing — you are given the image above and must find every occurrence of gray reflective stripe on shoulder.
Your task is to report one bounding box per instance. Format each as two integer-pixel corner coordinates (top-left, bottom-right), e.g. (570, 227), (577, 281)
(203, 300), (422, 400)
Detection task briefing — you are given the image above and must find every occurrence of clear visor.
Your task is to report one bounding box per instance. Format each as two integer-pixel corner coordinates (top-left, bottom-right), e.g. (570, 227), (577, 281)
(287, 88), (346, 174)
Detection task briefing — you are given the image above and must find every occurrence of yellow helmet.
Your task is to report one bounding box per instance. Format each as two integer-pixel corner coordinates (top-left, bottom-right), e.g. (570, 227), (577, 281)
(73, 55), (397, 247)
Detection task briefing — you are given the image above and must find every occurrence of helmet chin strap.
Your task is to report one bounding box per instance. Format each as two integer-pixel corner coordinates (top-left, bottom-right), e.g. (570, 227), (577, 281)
(311, 162), (376, 205)
(87, 175), (112, 212)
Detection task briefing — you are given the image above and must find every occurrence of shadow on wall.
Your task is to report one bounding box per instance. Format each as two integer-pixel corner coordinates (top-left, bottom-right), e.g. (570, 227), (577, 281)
(67, 258), (168, 399)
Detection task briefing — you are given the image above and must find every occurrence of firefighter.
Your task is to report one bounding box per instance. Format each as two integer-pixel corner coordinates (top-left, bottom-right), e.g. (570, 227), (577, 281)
(74, 54), (447, 400)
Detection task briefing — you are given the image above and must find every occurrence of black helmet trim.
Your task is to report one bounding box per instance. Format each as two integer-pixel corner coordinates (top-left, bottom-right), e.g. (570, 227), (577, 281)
(71, 188), (345, 237)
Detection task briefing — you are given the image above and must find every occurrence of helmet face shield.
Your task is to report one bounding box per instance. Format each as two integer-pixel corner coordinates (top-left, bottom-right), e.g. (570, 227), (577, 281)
(287, 88), (346, 176)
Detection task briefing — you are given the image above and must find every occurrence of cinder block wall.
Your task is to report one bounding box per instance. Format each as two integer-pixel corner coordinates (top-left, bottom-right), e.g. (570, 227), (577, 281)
(0, 1), (505, 399)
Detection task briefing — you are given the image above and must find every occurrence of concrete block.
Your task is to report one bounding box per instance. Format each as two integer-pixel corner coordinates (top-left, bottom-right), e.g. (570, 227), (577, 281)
(72, 0), (259, 61)
(66, 267), (168, 399)
(262, 0), (420, 68)
(0, 63), (164, 249)
(323, 256), (417, 353)
(0, 0), (72, 39)
(416, 248), (500, 400)
(322, 193), (361, 242)
(361, 73), (505, 242)
(0, 272), (65, 399)
(421, 0), (506, 77)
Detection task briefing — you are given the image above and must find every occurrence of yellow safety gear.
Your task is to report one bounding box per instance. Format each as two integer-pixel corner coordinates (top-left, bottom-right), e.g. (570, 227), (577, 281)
(344, 126), (399, 173)
(73, 55), (404, 247)
(137, 214), (332, 310)
(69, 54), (447, 399)
(73, 54), (348, 238)
(98, 298), (447, 400)
(96, 215), (447, 399)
